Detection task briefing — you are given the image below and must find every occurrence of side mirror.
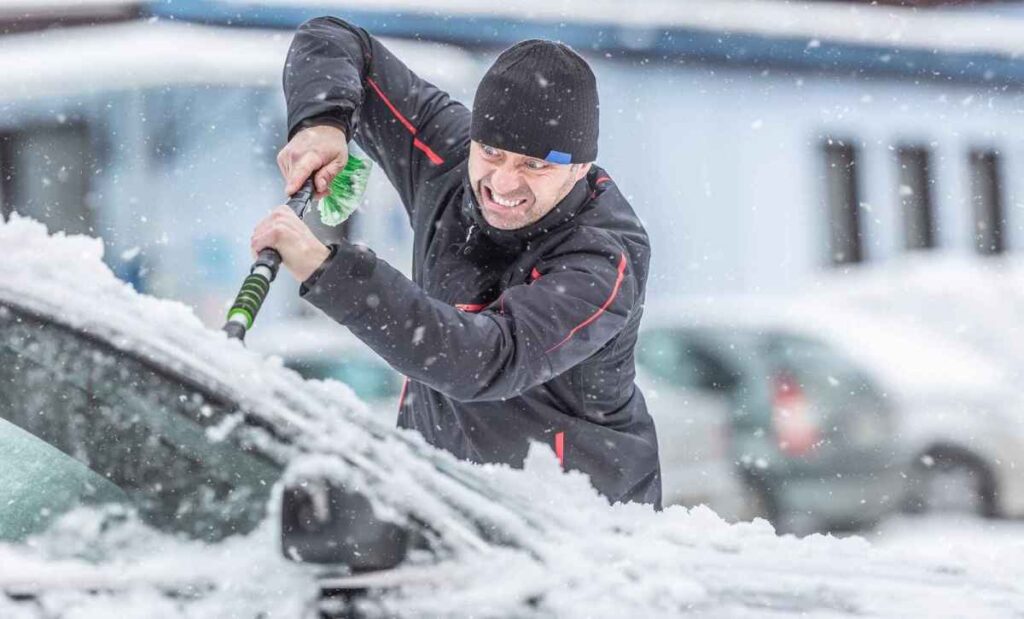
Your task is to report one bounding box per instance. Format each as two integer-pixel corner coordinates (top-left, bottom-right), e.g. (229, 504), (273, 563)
(280, 477), (409, 571)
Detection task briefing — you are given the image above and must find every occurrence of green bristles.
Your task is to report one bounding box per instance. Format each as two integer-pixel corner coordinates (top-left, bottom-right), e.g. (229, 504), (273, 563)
(319, 154), (372, 227)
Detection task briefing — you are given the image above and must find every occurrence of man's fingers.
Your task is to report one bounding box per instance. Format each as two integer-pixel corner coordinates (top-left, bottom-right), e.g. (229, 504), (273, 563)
(284, 152), (324, 196)
(250, 230), (269, 258)
(278, 125), (347, 195)
(314, 158), (345, 197)
(276, 148), (289, 178)
(249, 200), (326, 281)
(250, 208), (290, 256)
(250, 218), (271, 249)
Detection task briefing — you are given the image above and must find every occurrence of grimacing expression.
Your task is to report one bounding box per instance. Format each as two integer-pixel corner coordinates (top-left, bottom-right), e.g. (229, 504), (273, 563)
(468, 141), (592, 231)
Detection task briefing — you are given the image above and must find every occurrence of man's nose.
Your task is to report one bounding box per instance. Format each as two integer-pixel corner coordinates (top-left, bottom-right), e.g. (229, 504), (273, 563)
(490, 165), (523, 195)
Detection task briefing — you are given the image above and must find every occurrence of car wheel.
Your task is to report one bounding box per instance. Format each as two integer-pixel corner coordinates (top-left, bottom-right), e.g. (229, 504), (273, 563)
(905, 452), (998, 518)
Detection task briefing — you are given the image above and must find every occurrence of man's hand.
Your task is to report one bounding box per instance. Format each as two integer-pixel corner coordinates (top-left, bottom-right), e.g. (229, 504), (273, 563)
(251, 206), (331, 282)
(277, 125), (349, 198)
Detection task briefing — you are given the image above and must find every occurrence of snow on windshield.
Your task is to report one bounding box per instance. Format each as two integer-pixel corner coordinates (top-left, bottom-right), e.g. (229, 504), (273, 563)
(3, 216), (1024, 617)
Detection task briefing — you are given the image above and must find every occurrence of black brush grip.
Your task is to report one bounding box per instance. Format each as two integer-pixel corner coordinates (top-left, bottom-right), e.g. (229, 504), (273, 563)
(223, 178), (315, 341)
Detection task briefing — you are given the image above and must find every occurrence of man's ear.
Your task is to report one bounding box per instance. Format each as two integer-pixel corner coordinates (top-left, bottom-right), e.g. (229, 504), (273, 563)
(575, 162), (593, 182)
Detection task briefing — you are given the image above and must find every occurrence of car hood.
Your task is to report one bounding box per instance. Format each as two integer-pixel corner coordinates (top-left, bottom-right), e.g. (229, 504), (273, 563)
(4, 216), (1024, 617)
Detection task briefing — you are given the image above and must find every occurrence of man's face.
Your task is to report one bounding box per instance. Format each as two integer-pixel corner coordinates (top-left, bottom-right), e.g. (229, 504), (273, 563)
(468, 141), (592, 230)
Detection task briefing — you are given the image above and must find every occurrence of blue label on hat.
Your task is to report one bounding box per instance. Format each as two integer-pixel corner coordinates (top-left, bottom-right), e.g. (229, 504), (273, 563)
(545, 150), (572, 164)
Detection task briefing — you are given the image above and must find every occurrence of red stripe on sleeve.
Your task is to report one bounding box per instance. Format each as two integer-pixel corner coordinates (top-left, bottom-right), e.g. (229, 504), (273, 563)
(366, 77), (444, 165)
(555, 431), (565, 468)
(545, 252), (628, 354)
(414, 137), (444, 165)
(398, 376), (409, 410)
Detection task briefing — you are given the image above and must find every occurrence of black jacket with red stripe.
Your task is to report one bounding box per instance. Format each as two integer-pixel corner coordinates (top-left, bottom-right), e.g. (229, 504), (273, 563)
(287, 17), (661, 506)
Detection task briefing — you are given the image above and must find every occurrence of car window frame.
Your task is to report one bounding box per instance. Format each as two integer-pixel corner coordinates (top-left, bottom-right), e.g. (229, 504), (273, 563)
(0, 297), (294, 538)
(0, 297), (291, 446)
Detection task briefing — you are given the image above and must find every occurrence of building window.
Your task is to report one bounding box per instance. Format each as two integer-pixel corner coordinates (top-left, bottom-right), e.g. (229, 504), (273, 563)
(0, 123), (95, 236)
(968, 149), (1005, 256)
(896, 146), (936, 251)
(822, 139), (863, 265)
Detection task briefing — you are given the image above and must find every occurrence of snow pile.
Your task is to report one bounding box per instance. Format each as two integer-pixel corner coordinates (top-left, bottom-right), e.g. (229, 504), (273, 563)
(874, 515), (1024, 594)
(4, 215), (1024, 617)
(0, 213), (398, 441)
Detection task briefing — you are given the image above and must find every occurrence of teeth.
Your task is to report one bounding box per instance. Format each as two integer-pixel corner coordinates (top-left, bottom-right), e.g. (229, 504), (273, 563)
(489, 189), (523, 208)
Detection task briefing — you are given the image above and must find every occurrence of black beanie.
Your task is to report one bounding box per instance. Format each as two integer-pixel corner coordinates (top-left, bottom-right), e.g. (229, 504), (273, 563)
(471, 40), (599, 164)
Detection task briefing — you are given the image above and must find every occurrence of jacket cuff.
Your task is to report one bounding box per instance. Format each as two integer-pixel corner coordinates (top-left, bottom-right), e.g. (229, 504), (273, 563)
(300, 243), (339, 291)
(299, 242), (380, 321)
(289, 112), (352, 142)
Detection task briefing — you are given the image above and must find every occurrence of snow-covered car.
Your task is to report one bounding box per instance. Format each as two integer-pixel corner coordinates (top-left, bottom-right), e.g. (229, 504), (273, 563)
(809, 257), (1024, 519)
(5, 217), (1024, 618)
(810, 307), (1024, 519)
(645, 295), (1024, 524)
(897, 389), (1024, 518)
(638, 315), (903, 534)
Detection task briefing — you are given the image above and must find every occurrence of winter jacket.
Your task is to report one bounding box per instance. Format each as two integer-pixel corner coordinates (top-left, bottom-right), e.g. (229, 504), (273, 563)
(286, 17), (661, 507)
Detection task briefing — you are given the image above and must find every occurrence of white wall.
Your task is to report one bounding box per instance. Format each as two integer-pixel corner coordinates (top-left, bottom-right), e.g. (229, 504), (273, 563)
(5, 20), (1024, 321)
(591, 55), (1024, 299)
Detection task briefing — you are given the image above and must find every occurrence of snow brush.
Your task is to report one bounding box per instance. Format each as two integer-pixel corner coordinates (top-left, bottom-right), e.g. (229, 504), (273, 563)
(223, 154), (373, 342)
(319, 154), (372, 226)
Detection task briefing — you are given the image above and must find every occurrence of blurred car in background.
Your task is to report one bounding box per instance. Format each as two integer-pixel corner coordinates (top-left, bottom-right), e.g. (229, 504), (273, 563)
(809, 259), (1024, 520)
(246, 316), (404, 412)
(823, 321), (1024, 521)
(897, 391), (1024, 519)
(636, 368), (746, 521)
(644, 296), (1024, 529)
(639, 314), (904, 534)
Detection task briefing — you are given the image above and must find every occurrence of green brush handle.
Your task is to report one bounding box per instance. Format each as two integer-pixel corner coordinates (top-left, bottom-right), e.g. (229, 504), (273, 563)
(223, 179), (315, 342)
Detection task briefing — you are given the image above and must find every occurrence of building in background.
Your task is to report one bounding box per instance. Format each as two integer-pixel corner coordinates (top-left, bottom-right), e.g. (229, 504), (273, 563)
(0, 1), (478, 323)
(3, 0), (1024, 324)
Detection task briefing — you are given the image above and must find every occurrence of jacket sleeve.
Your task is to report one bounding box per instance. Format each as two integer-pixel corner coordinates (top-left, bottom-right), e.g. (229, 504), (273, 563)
(299, 241), (637, 402)
(283, 16), (470, 218)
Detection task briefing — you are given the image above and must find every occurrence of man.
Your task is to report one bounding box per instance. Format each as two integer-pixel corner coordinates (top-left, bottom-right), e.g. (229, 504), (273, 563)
(251, 17), (661, 506)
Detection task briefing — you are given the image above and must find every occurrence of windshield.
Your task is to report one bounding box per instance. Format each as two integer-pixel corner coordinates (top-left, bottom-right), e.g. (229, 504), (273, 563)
(0, 303), (282, 542)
